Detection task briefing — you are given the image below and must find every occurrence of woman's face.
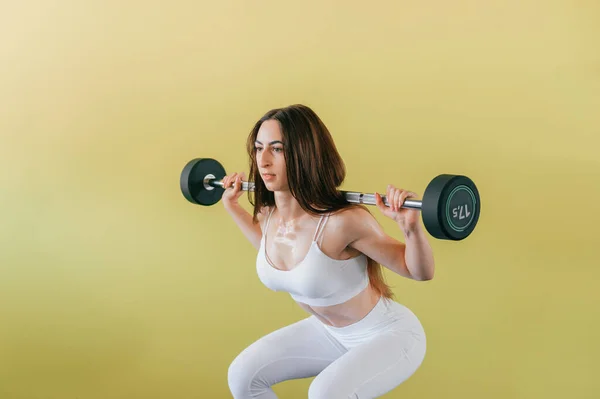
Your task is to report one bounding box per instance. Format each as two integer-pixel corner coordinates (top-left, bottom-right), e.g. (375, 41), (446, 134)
(255, 119), (289, 192)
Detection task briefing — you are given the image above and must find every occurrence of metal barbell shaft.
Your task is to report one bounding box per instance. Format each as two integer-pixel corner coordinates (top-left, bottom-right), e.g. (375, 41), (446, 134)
(207, 178), (423, 210)
(344, 192), (422, 209)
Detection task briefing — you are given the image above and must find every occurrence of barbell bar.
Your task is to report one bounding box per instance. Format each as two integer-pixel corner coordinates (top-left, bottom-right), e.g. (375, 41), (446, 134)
(208, 179), (422, 209)
(180, 158), (481, 241)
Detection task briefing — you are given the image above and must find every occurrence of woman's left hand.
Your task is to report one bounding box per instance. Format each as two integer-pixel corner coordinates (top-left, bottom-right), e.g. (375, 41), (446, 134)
(375, 185), (420, 230)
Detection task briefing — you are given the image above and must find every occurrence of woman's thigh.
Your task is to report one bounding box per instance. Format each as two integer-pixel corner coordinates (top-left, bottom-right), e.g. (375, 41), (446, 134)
(227, 316), (347, 397)
(309, 302), (427, 399)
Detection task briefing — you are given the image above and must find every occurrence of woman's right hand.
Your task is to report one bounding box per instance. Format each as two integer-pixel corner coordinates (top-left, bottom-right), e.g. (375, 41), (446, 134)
(221, 172), (246, 208)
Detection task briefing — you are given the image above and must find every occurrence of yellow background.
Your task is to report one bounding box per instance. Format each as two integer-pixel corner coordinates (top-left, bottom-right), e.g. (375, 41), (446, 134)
(1, 1), (599, 398)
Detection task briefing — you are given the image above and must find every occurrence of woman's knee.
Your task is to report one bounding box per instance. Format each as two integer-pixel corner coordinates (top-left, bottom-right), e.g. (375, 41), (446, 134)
(227, 348), (265, 397)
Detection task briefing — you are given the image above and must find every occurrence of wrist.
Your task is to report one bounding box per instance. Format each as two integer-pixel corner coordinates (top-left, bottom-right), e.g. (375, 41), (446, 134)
(223, 201), (240, 212)
(398, 220), (420, 236)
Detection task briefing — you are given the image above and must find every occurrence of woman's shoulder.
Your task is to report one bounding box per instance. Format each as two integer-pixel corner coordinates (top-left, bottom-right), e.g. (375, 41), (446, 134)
(258, 205), (273, 215)
(326, 205), (377, 245)
(257, 205), (273, 219)
(256, 205), (274, 228)
(328, 204), (374, 228)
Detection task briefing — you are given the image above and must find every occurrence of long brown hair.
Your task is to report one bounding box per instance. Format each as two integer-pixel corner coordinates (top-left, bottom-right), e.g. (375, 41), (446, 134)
(245, 104), (394, 299)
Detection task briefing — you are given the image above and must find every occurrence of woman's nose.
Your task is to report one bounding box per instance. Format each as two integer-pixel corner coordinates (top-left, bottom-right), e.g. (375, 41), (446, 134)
(258, 153), (271, 167)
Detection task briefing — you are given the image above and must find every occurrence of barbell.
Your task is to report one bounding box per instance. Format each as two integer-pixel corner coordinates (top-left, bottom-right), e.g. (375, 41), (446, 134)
(180, 158), (481, 241)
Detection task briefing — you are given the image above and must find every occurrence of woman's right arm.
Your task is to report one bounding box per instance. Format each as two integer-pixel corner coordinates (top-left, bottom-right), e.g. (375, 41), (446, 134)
(222, 172), (265, 250)
(224, 202), (264, 250)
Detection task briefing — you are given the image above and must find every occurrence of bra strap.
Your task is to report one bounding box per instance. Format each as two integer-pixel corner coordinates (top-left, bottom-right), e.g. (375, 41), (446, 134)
(313, 213), (330, 245)
(264, 207), (275, 236)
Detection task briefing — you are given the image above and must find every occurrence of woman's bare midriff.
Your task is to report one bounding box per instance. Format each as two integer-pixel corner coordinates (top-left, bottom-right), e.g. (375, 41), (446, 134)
(295, 284), (382, 327)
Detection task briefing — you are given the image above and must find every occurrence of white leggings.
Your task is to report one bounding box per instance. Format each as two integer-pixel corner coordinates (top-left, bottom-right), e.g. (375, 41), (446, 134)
(227, 297), (427, 398)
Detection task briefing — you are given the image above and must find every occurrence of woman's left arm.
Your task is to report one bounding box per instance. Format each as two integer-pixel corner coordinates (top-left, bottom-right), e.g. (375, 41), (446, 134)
(398, 222), (435, 281)
(347, 185), (435, 281)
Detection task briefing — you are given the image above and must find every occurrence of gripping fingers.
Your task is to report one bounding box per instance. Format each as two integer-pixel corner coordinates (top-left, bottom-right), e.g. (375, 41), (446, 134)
(393, 189), (402, 209)
(225, 173), (245, 192)
(388, 185), (416, 211)
(389, 186), (401, 212)
(225, 173), (238, 189)
(399, 190), (417, 209)
(399, 190), (410, 210)
(386, 185), (394, 211)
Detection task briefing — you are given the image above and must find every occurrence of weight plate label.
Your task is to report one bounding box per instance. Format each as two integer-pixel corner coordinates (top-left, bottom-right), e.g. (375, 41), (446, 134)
(445, 185), (477, 232)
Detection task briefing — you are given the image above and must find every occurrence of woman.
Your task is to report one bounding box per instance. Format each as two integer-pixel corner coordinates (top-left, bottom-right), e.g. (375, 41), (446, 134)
(222, 104), (435, 398)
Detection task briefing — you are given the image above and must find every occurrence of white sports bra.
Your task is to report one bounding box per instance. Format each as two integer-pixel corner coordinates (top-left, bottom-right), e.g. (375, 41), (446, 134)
(256, 208), (370, 307)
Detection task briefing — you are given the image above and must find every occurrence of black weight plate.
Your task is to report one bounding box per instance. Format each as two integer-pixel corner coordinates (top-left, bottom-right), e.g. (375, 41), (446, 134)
(180, 158), (226, 206)
(422, 174), (480, 240)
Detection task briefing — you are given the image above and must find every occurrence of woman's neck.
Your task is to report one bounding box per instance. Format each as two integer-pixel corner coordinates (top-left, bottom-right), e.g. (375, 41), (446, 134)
(273, 191), (307, 224)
